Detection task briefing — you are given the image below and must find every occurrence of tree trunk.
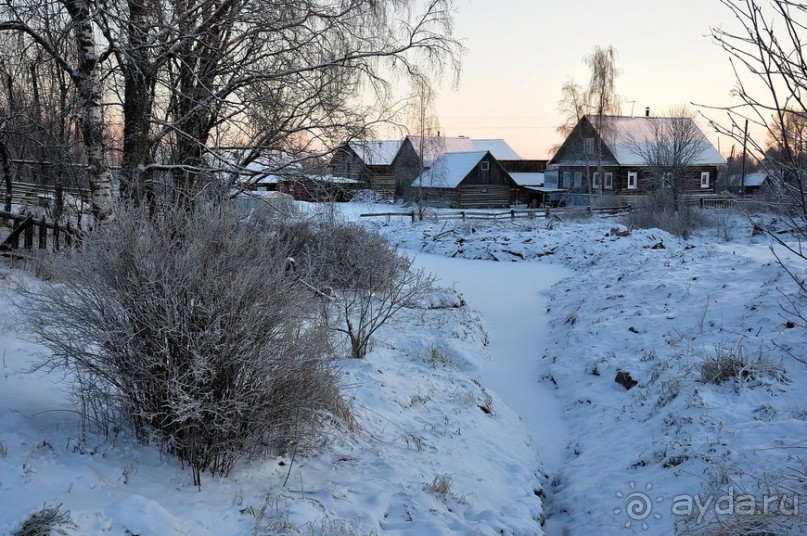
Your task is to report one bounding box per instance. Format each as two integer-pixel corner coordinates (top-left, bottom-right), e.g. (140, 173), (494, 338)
(0, 138), (11, 212)
(120, 0), (155, 208)
(64, 0), (115, 223)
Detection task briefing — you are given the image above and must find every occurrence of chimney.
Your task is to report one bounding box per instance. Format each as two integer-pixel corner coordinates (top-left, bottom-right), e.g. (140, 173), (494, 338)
(645, 107), (650, 117)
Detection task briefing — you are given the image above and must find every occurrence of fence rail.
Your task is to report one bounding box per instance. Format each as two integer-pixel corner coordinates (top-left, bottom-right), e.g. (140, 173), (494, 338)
(4, 181), (92, 210)
(0, 210), (80, 253)
(360, 204), (632, 222)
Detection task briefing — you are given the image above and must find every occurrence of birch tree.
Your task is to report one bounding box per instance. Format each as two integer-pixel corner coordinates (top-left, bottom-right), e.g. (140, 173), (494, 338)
(2, 0), (462, 214)
(0, 0), (115, 222)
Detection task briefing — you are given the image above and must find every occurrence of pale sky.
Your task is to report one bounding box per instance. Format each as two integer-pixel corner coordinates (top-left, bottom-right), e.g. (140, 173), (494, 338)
(435, 0), (747, 160)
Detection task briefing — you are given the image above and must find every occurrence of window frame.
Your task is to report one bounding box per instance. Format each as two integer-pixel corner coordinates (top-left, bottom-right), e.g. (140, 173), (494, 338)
(700, 171), (710, 189)
(627, 171), (638, 190)
(592, 171), (601, 189)
(480, 161), (490, 172)
(604, 172), (614, 190)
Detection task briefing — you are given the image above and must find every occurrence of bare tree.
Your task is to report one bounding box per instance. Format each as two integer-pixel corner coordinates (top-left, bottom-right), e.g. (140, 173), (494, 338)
(554, 45), (621, 198)
(1, 0), (462, 215)
(628, 106), (711, 214)
(0, 0), (115, 222)
(705, 0), (807, 314)
(407, 79), (442, 216)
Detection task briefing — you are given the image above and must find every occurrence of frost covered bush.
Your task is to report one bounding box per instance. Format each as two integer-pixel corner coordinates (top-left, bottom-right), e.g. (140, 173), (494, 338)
(624, 191), (709, 238)
(291, 221), (435, 358)
(24, 203), (344, 485)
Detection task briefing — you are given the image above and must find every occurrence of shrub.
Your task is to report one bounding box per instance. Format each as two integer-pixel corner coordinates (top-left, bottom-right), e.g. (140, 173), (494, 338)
(624, 191), (709, 238)
(292, 222), (435, 358)
(23, 203), (345, 486)
(15, 504), (75, 536)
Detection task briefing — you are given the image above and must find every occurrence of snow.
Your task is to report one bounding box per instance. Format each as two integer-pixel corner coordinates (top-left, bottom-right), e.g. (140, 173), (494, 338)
(408, 136), (522, 165)
(349, 140), (404, 166)
(558, 116), (727, 167)
(412, 151), (488, 188)
(1, 202), (806, 535)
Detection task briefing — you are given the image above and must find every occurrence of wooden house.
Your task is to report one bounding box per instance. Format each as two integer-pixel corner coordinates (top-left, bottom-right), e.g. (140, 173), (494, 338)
(329, 140), (403, 199)
(410, 151), (517, 208)
(394, 136), (522, 200)
(549, 115), (726, 203)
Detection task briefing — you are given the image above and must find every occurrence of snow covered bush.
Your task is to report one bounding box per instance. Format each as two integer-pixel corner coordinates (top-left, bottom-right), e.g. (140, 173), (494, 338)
(624, 190), (709, 238)
(22, 203), (345, 486)
(291, 222), (436, 358)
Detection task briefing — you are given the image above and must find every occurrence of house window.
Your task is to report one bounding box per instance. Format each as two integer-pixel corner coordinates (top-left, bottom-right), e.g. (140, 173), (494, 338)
(481, 161), (490, 171)
(700, 171), (710, 188)
(562, 171), (571, 188)
(584, 137), (595, 155)
(574, 171), (583, 188)
(627, 171), (638, 190)
(662, 172), (672, 188)
(592, 172), (601, 189)
(605, 172), (613, 190)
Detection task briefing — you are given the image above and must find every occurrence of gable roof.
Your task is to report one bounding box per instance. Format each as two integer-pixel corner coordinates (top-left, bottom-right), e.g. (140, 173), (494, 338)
(412, 151), (489, 188)
(408, 136), (521, 165)
(552, 115), (726, 167)
(744, 171), (769, 187)
(348, 140), (403, 166)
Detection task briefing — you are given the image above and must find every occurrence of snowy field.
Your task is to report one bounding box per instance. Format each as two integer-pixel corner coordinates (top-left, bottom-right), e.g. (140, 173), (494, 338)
(1, 201), (805, 535)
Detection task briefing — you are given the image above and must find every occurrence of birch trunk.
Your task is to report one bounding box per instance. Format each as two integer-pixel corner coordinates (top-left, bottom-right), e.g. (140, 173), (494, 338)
(64, 0), (115, 223)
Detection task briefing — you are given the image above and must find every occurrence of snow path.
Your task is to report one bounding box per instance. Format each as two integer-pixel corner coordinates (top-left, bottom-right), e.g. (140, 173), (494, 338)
(412, 253), (570, 533)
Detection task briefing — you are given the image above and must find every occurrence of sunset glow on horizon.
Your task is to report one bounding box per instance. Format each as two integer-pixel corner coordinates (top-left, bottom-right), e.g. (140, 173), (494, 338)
(435, 0), (759, 160)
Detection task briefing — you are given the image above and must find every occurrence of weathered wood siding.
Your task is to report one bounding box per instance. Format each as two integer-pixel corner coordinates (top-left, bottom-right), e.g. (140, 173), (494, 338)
(457, 184), (513, 207)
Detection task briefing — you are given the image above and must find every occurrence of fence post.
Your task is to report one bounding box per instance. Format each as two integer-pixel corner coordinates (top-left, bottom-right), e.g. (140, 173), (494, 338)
(24, 216), (33, 249)
(510, 209), (515, 219)
(410, 211), (415, 223)
(65, 222), (73, 248)
(54, 222), (60, 251)
(38, 217), (47, 249)
(461, 211), (466, 221)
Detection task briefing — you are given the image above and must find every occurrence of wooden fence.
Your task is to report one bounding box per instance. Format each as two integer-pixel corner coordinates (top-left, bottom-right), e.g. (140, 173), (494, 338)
(0, 210), (80, 254)
(360, 204), (632, 222)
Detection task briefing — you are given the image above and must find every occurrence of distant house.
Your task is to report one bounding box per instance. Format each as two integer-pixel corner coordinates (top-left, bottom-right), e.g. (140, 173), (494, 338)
(411, 151), (517, 208)
(728, 171), (773, 195)
(549, 115), (726, 202)
(395, 136), (523, 199)
(280, 174), (361, 202)
(330, 140), (403, 199)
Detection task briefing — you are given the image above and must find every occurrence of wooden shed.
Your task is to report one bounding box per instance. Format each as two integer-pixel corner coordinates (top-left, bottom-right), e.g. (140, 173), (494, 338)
(411, 151), (517, 208)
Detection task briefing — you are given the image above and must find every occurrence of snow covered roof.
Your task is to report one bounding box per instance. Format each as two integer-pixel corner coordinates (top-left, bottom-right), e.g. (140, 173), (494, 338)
(408, 136), (521, 165)
(510, 172), (544, 187)
(556, 116), (727, 167)
(468, 139), (522, 160)
(348, 140), (403, 166)
(744, 171), (769, 187)
(412, 151), (489, 188)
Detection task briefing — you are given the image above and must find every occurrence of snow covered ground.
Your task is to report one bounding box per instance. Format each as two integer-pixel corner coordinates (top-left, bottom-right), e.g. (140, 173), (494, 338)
(1, 202), (805, 535)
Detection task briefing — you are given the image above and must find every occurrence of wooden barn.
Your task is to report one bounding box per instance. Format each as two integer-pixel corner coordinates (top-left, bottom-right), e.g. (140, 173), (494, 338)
(411, 151), (517, 208)
(329, 140), (402, 199)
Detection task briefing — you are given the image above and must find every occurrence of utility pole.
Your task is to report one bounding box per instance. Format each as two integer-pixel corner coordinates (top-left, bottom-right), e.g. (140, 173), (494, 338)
(741, 119), (748, 197)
